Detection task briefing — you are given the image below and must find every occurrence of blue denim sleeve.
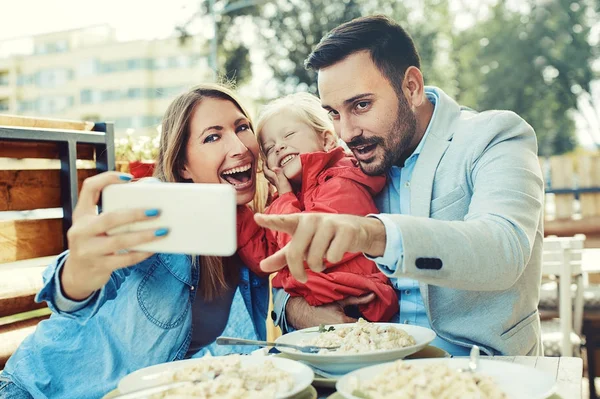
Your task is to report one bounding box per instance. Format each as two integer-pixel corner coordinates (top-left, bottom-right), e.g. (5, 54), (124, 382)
(272, 287), (295, 333)
(36, 250), (139, 324)
(364, 214), (404, 275)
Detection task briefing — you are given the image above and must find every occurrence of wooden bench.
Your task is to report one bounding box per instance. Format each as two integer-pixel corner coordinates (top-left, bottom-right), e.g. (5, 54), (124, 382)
(0, 114), (114, 369)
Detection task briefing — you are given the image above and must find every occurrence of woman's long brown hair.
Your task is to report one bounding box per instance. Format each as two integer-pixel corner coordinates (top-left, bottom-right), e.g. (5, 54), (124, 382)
(153, 83), (269, 301)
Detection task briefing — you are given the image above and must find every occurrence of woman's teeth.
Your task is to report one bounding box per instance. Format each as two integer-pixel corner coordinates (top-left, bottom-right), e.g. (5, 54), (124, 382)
(221, 163), (253, 188)
(280, 154), (296, 167)
(222, 164), (251, 175)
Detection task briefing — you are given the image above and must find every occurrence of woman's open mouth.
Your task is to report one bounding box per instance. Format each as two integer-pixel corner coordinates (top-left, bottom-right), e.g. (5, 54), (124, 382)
(279, 154), (298, 167)
(221, 163), (253, 190)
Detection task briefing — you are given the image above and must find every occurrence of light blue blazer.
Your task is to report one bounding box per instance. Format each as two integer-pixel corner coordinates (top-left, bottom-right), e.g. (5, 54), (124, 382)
(374, 87), (544, 355)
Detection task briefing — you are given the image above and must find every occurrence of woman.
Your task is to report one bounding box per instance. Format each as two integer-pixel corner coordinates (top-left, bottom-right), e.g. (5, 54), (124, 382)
(0, 84), (270, 399)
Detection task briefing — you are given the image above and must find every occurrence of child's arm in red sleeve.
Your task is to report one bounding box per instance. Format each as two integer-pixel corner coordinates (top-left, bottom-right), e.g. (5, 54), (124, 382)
(264, 192), (303, 251)
(236, 205), (274, 278)
(273, 178), (379, 263)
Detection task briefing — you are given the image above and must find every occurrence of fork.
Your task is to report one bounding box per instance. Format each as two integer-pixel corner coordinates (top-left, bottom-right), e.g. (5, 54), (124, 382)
(111, 381), (198, 399)
(112, 372), (215, 399)
(458, 345), (480, 374)
(216, 336), (340, 353)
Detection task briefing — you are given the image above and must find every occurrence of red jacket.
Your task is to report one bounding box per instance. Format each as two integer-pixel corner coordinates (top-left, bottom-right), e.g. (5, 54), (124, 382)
(237, 147), (399, 322)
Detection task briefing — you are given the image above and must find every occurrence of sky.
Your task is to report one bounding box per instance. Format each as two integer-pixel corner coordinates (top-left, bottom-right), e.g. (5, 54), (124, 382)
(0, 0), (194, 42)
(0, 0), (598, 148)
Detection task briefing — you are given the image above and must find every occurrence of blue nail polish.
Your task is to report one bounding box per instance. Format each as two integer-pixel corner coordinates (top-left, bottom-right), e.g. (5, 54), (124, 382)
(155, 228), (169, 237)
(119, 174), (133, 181)
(145, 209), (160, 217)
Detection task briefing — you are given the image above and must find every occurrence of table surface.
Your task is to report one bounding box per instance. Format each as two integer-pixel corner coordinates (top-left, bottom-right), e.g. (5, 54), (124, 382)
(316, 356), (583, 399)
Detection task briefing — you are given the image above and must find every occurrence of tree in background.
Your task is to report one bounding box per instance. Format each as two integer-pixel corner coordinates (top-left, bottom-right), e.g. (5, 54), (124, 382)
(177, 1), (260, 86)
(256, 0), (363, 94)
(255, 0), (454, 95)
(452, 0), (599, 155)
(253, 0), (598, 155)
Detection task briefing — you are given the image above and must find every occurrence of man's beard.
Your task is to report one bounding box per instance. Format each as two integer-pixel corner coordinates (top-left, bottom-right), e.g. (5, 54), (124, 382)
(348, 95), (417, 176)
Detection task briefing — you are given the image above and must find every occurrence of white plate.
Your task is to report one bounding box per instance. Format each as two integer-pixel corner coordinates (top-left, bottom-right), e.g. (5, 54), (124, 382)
(274, 323), (436, 374)
(117, 355), (314, 399)
(336, 358), (557, 399)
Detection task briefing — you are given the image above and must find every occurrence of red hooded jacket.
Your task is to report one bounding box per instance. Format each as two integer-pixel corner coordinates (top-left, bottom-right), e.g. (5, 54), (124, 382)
(237, 147), (399, 322)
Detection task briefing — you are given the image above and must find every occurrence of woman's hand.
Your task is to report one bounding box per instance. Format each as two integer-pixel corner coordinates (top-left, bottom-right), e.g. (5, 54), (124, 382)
(263, 165), (293, 195)
(61, 172), (168, 301)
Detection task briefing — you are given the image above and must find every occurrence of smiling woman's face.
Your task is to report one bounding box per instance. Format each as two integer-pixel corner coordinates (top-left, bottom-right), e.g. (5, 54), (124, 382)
(181, 97), (259, 205)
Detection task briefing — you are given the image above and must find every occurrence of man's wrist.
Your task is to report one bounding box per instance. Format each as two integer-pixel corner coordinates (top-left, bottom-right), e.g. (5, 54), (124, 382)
(362, 216), (386, 257)
(284, 296), (302, 329)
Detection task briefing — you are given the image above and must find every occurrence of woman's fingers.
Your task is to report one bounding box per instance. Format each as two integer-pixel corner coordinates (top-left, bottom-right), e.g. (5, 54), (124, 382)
(73, 172), (133, 221)
(103, 227), (168, 256)
(68, 208), (160, 241)
(77, 226), (168, 258)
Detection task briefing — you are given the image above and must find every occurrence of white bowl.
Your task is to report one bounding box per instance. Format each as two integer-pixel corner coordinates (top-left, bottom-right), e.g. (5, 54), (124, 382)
(274, 323), (436, 374)
(117, 355), (314, 399)
(336, 358), (557, 399)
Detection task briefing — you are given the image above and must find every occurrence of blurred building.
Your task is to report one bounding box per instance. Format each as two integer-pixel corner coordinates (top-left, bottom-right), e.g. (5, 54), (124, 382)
(0, 25), (212, 136)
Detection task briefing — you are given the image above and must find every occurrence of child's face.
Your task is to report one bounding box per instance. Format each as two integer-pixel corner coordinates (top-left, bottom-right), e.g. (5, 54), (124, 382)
(260, 110), (328, 184)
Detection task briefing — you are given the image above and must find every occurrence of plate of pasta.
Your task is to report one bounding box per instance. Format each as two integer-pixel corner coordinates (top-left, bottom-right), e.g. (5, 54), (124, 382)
(336, 358), (556, 399)
(117, 354), (314, 399)
(274, 319), (436, 373)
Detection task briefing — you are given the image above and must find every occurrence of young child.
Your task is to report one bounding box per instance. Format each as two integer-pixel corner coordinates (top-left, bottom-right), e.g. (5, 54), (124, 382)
(237, 92), (398, 322)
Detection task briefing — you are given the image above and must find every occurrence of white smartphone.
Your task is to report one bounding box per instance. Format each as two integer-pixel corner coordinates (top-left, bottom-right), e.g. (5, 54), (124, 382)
(101, 182), (237, 256)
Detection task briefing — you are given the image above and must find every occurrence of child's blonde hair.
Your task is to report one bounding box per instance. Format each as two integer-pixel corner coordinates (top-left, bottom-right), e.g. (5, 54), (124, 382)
(255, 92), (337, 156)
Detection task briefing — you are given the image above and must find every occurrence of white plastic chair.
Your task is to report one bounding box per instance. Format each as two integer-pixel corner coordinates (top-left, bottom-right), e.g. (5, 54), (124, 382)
(542, 234), (586, 356)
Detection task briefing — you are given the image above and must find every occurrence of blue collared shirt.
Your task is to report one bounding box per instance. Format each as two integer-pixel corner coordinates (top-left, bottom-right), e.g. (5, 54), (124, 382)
(371, 89), (470, 356)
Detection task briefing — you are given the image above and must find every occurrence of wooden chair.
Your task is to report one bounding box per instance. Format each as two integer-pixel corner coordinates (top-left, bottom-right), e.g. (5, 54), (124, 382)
(0, 114), (114, 369)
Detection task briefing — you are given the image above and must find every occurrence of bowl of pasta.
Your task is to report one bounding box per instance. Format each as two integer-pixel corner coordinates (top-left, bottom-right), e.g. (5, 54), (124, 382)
(116, 354), (314, 399)
(336, 358), (556, 399)
(274, 319), (436, 374)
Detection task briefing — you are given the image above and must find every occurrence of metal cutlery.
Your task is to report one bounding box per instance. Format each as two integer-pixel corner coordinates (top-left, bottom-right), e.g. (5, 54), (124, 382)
(216, 336), (340, 354)
(458, 345), (480, 374)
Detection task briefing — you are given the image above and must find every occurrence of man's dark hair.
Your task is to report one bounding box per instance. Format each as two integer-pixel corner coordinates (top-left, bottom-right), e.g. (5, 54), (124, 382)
(305, 15), (421, 93)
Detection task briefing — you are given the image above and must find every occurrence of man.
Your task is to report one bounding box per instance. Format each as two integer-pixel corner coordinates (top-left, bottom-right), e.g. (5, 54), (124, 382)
(257, 15), (544, 356)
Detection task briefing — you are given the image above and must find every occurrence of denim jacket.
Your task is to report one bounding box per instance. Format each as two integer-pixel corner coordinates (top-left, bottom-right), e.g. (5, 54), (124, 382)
(2, 251), (269, 398)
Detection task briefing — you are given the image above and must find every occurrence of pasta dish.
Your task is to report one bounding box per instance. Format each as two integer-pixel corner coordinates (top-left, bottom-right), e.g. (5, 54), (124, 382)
(348, 359), (507, 399)
(301, 318), (416, 355)
(149, 355), (294, 399)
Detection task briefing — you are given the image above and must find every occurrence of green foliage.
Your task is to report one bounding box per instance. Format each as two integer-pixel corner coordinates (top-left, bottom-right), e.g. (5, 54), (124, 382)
(256, 0), (458, 96)
(181, 0), (598, 155)
(177, 1), (261, 86)
(256, 0), (365, 94)
(452, 0), (598, 155)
